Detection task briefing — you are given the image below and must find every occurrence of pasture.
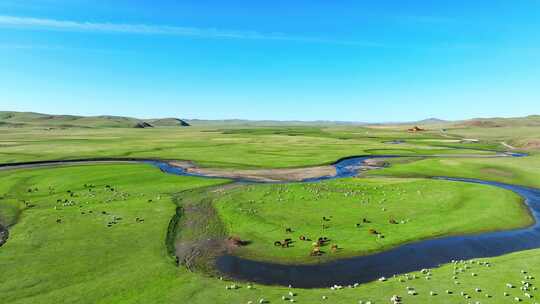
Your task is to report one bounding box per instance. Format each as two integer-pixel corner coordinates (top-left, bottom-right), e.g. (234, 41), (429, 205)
(1, 120), (540, 303)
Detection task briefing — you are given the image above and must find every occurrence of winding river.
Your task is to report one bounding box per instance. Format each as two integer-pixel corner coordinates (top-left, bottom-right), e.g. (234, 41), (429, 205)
(155, 154), (539, 288)
(0, 152), (538, 288)
(216, 177), (540, 288)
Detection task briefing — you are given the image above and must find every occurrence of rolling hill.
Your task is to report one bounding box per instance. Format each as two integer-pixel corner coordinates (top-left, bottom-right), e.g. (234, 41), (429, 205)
(1, 111), (539, 130)
(0, 112), (190, 128)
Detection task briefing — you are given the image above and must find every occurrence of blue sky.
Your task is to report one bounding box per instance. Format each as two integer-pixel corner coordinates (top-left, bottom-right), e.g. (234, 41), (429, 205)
(0, 1), (539, 122)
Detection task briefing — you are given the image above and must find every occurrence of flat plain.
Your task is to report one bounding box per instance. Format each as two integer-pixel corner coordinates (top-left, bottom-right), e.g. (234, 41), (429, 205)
(1, 113), (540, 304)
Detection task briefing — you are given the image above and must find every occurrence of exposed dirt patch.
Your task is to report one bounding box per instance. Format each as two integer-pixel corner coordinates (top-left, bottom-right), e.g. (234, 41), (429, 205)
(363, 158), (388, 167)
(176, 238), (228, 271)
(170, 164), (337, 182)
(173, 190), (231, 272)
(226, 236), (250, 250)
(480, 168), (514, 177)
(523, 139), (540, 150)
(167, 160), (197, 169)
(459, 120), (502, 128)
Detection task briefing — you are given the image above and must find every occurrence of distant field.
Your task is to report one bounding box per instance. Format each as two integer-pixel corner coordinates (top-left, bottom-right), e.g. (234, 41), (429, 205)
(370, 154), (540, 188)
(0, 124), (508, 168)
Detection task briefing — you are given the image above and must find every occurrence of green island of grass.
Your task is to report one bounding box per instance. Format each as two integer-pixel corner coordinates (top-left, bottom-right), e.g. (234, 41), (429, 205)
(213, 178), (531, 263)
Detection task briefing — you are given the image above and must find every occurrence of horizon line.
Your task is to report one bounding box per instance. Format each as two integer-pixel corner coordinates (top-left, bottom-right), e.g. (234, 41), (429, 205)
(1, 110), (538, 124)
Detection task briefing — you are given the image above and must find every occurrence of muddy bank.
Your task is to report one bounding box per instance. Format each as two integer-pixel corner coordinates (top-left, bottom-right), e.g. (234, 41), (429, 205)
(171, 187), (234, 273)
(0, 159), (336, 183)
(181, 166), (337, 182)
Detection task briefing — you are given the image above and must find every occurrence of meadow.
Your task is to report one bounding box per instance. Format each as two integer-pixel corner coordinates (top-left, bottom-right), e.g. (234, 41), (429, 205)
(0, 124), (500, 168)
(213, 178), (528, 263)
(1, 119), (540, 304)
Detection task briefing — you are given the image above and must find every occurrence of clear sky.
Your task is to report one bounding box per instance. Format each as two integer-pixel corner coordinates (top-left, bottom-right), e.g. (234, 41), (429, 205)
(0, 1), (539, 122)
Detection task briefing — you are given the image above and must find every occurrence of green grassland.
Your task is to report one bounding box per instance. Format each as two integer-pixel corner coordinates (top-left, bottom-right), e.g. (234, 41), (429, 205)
(0, 164), (228, 304)
(0, 163), (539, 304)
(370, 154), (540, 188)
(0, 124), (504, 168)
(213, 178), (530, 263)
(2, 114), (540, 304)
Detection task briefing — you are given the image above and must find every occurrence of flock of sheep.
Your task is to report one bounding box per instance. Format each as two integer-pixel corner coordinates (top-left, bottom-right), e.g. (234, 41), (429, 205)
(258, 182), (416, 257)
(222, 259), (537, 304)
(22, 182), (150, 228)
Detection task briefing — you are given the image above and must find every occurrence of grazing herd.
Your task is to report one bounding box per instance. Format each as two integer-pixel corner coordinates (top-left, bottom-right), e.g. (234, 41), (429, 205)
(273, 225), (338, 257)
(22, 182), (150, 229)
(13, 173), (538, 303)
(272, 214), (397, 257)
(221, 259), (539, 304)
(245, 182), (420, 259)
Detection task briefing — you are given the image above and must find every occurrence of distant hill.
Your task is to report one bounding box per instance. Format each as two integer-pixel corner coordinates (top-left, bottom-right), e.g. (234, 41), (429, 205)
(373, 117), (448, 126)
(1, 111), (539, 129)
(416, 118), (448, 124)
(454, 115), (540, 128)
(185, 119), (367, 126)
(372, 116), (540, 129)
(0, 111), (191, 129)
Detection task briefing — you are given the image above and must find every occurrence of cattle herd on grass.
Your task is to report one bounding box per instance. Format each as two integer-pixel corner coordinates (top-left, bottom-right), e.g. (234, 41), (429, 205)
(262, 183), (419, 257)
